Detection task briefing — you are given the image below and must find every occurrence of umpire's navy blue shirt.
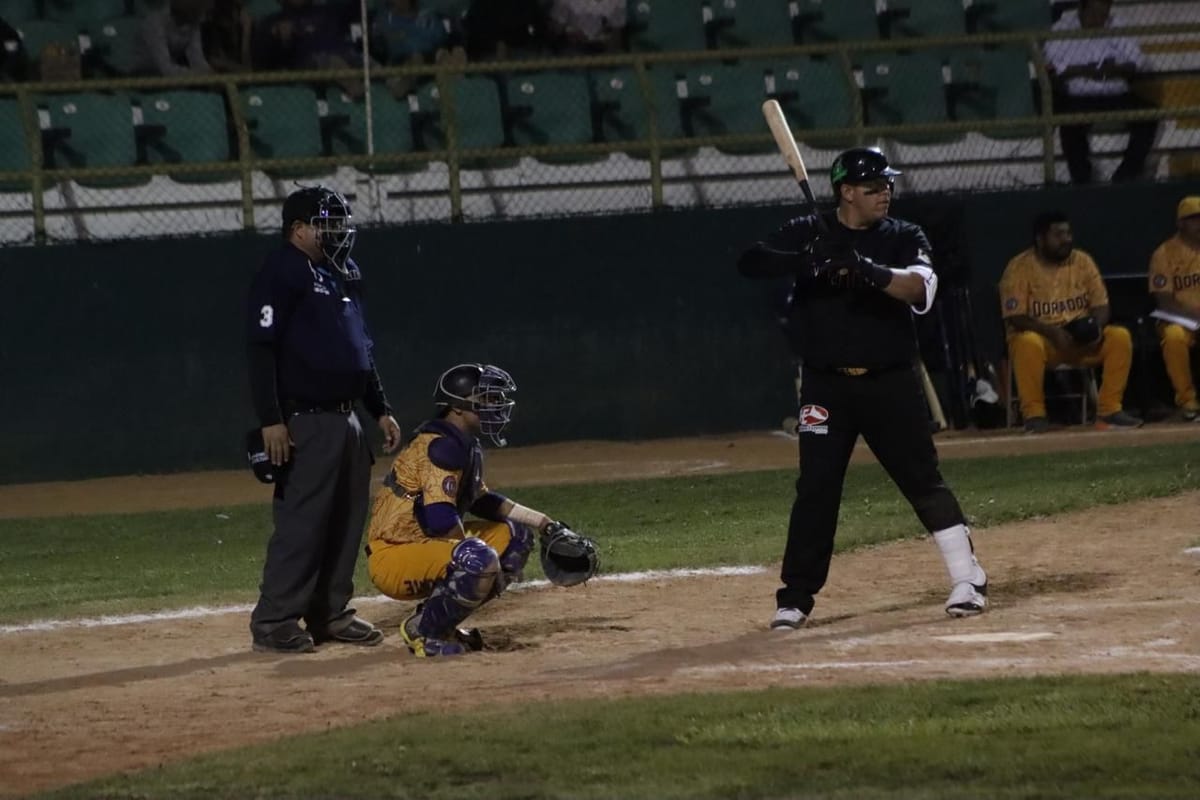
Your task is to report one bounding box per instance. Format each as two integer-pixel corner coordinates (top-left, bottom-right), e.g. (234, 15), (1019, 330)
(247, 244), (375, 419)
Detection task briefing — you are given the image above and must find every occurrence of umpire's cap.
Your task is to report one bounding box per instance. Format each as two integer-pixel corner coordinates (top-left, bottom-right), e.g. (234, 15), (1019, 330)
(281, 186), (326, 235)
(830, 147), (901, 190)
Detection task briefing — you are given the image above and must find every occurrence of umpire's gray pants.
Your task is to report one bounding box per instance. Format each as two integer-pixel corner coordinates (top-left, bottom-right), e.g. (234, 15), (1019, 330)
(250, 410), (373, 637)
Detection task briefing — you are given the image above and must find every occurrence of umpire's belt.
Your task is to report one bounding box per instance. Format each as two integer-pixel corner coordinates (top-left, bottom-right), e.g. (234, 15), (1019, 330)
(808, 365), (903, 377)
(285, 399), (355, 415)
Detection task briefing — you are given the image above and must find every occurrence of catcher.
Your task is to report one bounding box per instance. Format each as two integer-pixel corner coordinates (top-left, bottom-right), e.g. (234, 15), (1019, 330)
(365, 362), (598, 657)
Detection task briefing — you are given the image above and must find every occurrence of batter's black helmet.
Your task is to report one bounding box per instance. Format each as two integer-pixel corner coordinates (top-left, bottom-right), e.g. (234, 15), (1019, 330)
(282, 185), (359, 279)
(830, 147), (901, 190)
(434, 363), (517, 447)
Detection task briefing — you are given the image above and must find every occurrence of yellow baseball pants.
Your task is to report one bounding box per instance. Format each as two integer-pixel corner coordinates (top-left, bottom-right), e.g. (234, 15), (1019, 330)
(1158, 323), (1197, 409)
(1008, 325), (1132, 420)
(367, 520), (514, 601)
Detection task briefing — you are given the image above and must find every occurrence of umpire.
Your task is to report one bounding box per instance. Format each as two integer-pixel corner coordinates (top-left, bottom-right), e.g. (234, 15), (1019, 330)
(246, 186), (402, 653)
(737, 147), (988, 630)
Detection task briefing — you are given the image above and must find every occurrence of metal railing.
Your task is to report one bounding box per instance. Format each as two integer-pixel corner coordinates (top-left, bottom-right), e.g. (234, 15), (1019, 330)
(2, 20), (1199, 242)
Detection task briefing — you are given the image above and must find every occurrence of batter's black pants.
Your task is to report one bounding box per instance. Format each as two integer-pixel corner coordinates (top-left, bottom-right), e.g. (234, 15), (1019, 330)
(1055, 93), (1159, 184)
(776, 365), (965, 614)
(250, 410), (373, 639)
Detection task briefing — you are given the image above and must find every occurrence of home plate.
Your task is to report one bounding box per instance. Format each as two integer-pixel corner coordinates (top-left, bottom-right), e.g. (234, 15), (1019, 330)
(934, 632), (1057, 644)
(1184, 547), (1200, 557)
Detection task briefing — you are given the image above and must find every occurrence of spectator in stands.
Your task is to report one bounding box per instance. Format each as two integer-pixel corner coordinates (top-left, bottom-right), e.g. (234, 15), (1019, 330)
(254, 0), (372, 97)
(1043, 0), (1158, 184)
(371, 0), (465, 98)
(462, 0), (547, 61)
(547, 0), (626, 54)
(999, 210), (1142, 433)
(203, 0), (253, 73)
(0, 17), (28, 82)
(134, 0), (214, 77)
(1148, 196), (1200, 421)
(373, 0), (448, 64)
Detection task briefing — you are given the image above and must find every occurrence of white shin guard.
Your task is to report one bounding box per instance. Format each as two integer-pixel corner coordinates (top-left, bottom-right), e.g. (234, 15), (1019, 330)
(932, 524), (986, 588)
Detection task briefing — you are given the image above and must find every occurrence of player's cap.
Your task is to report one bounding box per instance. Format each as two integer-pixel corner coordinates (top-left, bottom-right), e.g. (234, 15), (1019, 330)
(1177, 196), (1200, 220)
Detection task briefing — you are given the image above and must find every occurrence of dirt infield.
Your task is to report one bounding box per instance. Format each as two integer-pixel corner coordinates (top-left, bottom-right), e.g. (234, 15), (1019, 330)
(1, 425), (1199, 796)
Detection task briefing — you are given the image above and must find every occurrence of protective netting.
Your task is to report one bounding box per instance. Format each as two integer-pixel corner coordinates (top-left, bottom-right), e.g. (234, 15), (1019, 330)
(0, 0), (1197, 243)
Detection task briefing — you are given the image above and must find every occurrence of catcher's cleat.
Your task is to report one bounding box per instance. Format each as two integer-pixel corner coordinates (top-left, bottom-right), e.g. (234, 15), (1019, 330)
(769, 607), (808, 630)
(455, 626), (484, 652)
(945, 581), (989, 617)
(401, 612), (468, 658)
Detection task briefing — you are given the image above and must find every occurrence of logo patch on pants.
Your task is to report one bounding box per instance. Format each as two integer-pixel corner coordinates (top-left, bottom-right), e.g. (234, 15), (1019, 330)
(798, 404), (829, 435)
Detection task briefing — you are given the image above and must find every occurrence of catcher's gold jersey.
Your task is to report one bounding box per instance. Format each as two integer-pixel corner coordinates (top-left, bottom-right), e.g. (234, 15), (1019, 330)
(367, 421), (489, 546)
(1149, 235), (1200, 309)
(999, 248), (1108, 327)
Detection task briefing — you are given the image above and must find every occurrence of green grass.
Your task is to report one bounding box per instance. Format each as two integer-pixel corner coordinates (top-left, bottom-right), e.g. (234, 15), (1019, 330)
(2, 444), (1197, 624)
(43, 673), (1200, 800)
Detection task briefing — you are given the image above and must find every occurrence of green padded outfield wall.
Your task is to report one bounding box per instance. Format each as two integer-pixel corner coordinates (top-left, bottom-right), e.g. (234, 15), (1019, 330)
(0, 207), (799, 484)
(1, 181), (1194, 483)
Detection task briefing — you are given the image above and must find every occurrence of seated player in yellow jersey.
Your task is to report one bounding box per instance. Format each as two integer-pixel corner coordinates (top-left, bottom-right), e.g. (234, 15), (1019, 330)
(998, 210), (1142, 433)
(1148, 197), (1200, 421)
(366, 363), (557, 657)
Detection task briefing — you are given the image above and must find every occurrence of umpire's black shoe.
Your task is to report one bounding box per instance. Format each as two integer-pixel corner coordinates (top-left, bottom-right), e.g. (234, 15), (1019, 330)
(252, 623), (315, 654)
(312, 617), (384, 647)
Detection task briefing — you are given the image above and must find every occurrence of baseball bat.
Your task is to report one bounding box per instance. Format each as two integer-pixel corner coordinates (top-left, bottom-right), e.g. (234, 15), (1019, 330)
(762, 99), (829, 233)
(917, 359), (948, 432)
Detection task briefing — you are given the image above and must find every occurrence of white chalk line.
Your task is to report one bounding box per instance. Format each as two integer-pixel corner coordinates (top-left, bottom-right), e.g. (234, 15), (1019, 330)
(680, 651), (1200, 677)
(0, 565), (769, 636)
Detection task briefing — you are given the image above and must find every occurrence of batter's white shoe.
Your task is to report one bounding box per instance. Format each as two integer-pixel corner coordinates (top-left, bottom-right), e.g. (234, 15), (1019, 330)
(945, 580), (988, 617)
(770, 607), (808, 629)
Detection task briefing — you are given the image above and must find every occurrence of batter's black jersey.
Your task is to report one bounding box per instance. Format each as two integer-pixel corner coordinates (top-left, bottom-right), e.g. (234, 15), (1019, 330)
(748, 211), (934, 370)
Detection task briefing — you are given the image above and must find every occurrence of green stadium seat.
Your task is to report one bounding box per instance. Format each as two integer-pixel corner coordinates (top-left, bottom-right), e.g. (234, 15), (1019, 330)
(880, 0), (966, 39)
(0, 0), (39, 24)
(16, 20), (80, 75)
(502, 71), (596, 163)
(589, 66), (693, 159)
(44, 0), (131, 27)
(323, 83), (416, 171)
(245, 0), (281, 23)
(424, 0), (470, 18)
(38, 92), (145, 187)
(590, 67), (649, 142)
(760, 57), (855, 148)
(88, 16), (141, 77)
(240, 84), (326, 177)
(135, 90), (233, 181)
(0, 97), (32, 191)
(791, 0), (878, 43)
(626, 0), (707, 52)
(860, 51), (956, 143)
(946, 46), (1038, 139)
(966, 0), (1052, 34)
(711, 0), (794, 48)
(667, 62), (771, 153)
(411, 75), (507, 166)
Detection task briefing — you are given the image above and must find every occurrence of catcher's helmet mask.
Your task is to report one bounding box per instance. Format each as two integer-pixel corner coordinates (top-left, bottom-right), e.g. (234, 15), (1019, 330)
(830, 147), (901, 194)
(434, 363), (517, 447)
(282, 185), (359, 279)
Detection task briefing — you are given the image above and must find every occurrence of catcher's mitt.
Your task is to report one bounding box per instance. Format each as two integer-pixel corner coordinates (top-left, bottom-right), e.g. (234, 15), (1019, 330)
(540, 522), (599, 587)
